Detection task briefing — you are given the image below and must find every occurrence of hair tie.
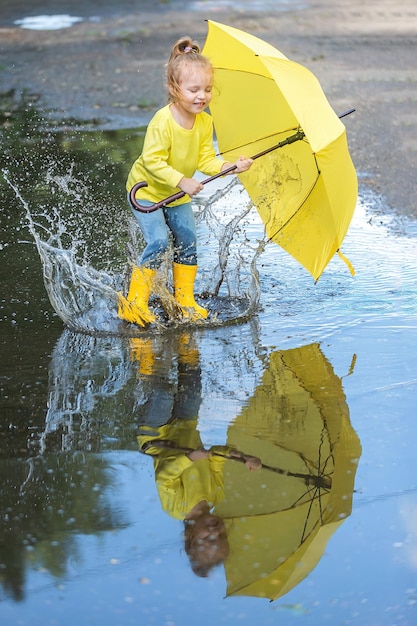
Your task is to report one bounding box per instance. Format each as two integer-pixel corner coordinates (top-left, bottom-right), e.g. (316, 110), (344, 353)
(183, 46), (195, 53)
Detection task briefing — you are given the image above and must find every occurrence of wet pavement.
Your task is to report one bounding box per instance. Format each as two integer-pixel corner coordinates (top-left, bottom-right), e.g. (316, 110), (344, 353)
(1, 0), (417, 218)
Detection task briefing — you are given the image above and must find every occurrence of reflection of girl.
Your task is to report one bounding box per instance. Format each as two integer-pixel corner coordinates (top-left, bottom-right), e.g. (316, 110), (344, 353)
(136, 332), (260, 576)
(139, 423), (260, 578)
(139, 420), (227, 577)
(183, 448), (261, 577)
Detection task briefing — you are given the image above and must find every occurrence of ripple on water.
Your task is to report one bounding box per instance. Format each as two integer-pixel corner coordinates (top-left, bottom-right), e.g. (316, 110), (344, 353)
(257, 194), (417, 342)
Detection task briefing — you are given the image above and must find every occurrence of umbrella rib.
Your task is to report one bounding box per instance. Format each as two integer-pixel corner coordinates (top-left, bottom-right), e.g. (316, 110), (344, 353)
(214, 67), (277, 79)
(300, 485), (321, 543)
(263, 148), (347, 270)
(266, 163), (320, 244)
(222, 491), (323, 520)
(216, 128), (301, 161)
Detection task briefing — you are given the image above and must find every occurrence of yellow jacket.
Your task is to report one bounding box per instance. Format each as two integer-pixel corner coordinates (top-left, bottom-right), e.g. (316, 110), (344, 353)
(151, 452), (226, 520)
(126, 105), (226, 206)
(138, 419), (227, 520)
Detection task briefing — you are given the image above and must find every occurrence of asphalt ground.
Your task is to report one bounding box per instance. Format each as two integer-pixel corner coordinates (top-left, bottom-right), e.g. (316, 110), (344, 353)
(1, 0), (417, 219)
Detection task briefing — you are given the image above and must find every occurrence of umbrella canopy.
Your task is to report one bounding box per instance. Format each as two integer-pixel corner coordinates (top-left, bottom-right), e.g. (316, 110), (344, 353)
(214, 343), (361, 601)
(202, 21), (358, 281)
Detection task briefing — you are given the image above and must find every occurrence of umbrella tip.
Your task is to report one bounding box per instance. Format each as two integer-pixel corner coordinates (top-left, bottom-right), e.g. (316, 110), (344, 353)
(339, 108), (356, 119)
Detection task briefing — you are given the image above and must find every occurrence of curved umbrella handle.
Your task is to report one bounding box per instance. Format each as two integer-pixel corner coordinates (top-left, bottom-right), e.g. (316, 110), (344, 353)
(128, 182), (186, 213)
(128, 164), (238, 214)
(128, 109), (355, 214)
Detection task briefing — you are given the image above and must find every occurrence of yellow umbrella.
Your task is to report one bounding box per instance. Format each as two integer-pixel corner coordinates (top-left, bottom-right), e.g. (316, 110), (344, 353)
(214, 343), (361, 600)
(202, 21), (358, 281)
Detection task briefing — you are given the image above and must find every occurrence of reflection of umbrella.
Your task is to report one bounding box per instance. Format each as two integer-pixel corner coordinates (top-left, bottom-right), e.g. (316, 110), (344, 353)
(202, 21), (358, 281)
(214, 343), (361, 601)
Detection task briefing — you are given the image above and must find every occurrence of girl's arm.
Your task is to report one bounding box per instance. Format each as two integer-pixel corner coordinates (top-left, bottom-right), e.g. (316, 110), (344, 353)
(179, 154), (254, 197)
(140, 122), (184, 189)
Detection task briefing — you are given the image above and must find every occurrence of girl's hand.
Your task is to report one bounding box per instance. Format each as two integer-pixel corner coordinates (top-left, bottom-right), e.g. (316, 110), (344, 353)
(221, 156), (253, 175)
(233, 156), (254, 173)
(244, 455), (262, 471)
(188, 449), (210, 462)
(178, 176), (204, 197)
(228, 448), (262, 471)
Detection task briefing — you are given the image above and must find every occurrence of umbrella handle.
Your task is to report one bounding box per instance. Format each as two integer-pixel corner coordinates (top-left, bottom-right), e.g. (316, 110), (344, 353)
(140, 439), (332, 490)
(129, 108), (356, 213)
(129, 165), (237, 213)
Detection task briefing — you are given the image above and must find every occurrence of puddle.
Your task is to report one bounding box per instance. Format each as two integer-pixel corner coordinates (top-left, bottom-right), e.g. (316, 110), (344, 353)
(14, 15), (84, 30)
(1, 96), (417, 625)
(8, 0), (307, 31)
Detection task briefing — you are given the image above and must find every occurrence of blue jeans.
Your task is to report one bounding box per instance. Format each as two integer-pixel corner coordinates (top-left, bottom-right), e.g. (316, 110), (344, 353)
(129, 198), (197, 268)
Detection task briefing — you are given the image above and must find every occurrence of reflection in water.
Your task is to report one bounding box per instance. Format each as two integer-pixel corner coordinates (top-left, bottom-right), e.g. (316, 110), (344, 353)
(39, 331), (133, 453)
(0, 323), (360, 605)
(218, 344), (361, 600)
(137, 334), (263, 577)
(0, 453), (126, 602)
(0, 330), (136, 602)
(139, 340), (362, 600)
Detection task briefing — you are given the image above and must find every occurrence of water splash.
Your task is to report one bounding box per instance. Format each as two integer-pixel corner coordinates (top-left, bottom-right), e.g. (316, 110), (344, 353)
(4, 170), (122, 334)
(3, 167), (261, 335)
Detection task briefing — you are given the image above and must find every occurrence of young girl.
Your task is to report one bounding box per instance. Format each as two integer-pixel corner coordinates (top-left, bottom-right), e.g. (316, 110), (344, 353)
(118, 36), (253, 326)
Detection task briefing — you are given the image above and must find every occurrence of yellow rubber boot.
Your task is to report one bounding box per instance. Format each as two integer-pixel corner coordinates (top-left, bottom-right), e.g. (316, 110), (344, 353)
(173, 263), (208, 320)
(117, 266), (156, 326)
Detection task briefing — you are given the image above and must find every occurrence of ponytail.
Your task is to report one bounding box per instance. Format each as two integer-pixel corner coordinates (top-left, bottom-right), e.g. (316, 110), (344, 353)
(166, 36), (213, 102)
(168, 36), (200, 62)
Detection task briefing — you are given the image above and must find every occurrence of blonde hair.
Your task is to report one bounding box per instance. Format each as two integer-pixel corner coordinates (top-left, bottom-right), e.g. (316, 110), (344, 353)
(166, 36), (213, 103)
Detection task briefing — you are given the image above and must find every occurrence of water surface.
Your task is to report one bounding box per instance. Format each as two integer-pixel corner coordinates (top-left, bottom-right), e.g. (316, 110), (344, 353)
(1, 100), (416, 625)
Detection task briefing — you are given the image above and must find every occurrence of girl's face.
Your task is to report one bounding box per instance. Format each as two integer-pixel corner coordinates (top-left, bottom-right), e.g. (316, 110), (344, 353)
(172, 66), (213, 116)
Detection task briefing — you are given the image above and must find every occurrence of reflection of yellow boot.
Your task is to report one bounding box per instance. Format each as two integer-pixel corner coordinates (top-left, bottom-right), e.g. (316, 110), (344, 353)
(130, 338), (155, 376)
(118, 266), (156, 326)
(173, 263), (208, 321)
(178, 333), (200, 367)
